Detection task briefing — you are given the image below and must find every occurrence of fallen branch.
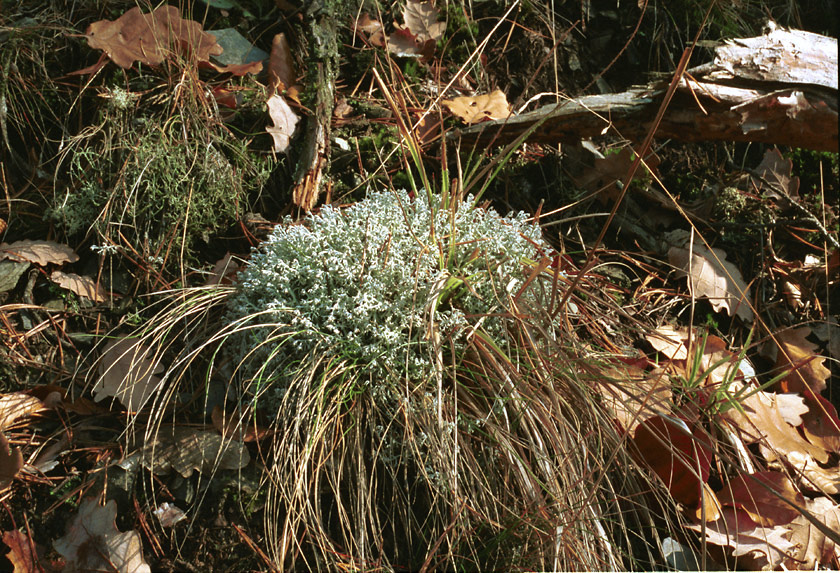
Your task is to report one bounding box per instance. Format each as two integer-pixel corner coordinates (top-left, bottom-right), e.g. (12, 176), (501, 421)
(453, 26), (837, 152)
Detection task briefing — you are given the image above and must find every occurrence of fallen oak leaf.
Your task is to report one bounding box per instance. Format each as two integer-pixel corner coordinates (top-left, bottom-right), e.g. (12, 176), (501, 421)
(666, 229), (754, 322)
(442, 90), (512, 124)
(687, 508), (795, 569)
(93, 338), (164, 412)
(386, 26), (433, 58)
(85, 5), (222, 69)
(53, 498), (151, 573)
(784, 496), (840, 569)
(774, 326), (831, 395)
(722, 382), (828, 463)
(2, 529), (43, 573)
(50, 271), (108, 303)
(0, 239), (78, 266)
(266, 94), (300, 153)
(403, 0), (446, 41)
(120, 427), (249, 478)
(716, 471), (804, 527)
(751, 147), (800, 201)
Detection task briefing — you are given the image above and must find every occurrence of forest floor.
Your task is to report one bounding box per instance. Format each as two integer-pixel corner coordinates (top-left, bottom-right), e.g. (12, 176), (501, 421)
(0, 0), (838, 571)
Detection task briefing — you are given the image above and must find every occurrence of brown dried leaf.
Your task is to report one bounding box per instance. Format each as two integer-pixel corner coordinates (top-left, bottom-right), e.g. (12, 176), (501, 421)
(646, 325), (690, 360)
(784, 496), (840, 569)
(716, 471), (803, 526)
(268, 33), (299, 101)
(687, 508), (795, 569)
(403, 0), (446, 41)
(85, 6), (223, 69)
(0, 433), (23, 490)
(3, 529), (41, 573)
(49, 271), (107, 303)
(266, 94), (300, 153)
(93, 338), (163, 412)
(801, 394), (840, 454)
(0, 393), (45, 432)
(598, 364), (672, 433)
(724, 384), (829, 464)
(53, 498), (151, 573)
(386, 26), (432, 58)
(667, 230), (754, 322)
(751, 147), (800, 200)
(785, 450), (840, 494)
(775, 326), (831, 395)
(0, 240), (78, 266)
(154, 502), (187, 528)
(442, 90), (512, 124)
(212, 405), (270, 442)
(205, 253), (242, 286)
(355, 13), (383, 35)
(632, 415), (713, 508)
(126, 427), (250, 478)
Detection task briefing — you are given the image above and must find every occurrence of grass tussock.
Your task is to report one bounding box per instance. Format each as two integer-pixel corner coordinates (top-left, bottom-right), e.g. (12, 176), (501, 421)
(99, 188), (687, 571)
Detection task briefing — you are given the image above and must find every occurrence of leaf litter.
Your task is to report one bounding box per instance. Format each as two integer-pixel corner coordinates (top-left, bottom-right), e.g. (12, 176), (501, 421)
(0, 1), (838, 570)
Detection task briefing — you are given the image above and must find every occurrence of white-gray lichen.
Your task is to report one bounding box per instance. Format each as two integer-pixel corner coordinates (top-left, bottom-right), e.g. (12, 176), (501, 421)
(226, 189), (547, 408)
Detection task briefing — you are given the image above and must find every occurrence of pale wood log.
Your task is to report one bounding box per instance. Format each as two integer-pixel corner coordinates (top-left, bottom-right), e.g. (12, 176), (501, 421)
(452, 27), (838, 152)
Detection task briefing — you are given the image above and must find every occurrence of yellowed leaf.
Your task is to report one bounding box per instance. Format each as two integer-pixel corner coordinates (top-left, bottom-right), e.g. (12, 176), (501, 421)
(266, 94), (300, 153)
(85, 5), (222, 69)
(667, 230), (753, 322)
(0, 240), (78, 266)
(53, 498), (151, 573)
(50, 271), (107, 303)
(93, 338), (163, 412)
(775, 326), (831, 395)
(442, 90), (512, 124)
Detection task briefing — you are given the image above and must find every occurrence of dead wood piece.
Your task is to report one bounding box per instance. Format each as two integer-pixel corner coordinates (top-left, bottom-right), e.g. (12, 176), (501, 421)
(453, 27), (838, 152)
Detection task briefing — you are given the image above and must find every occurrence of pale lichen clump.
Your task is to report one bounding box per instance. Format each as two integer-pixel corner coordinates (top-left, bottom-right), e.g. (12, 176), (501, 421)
(226, 189), (546, 408)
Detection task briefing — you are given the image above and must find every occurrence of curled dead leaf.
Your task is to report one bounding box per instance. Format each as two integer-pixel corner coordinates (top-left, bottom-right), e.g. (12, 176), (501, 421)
(0, 393), (46, 432)
(268, 33), (300, 101)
